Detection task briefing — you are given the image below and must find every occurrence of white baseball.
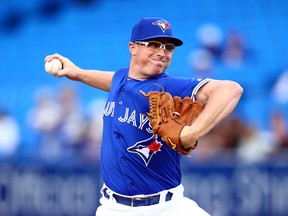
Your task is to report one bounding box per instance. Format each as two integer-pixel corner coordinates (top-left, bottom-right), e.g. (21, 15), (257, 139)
(45, 58), (63, 75)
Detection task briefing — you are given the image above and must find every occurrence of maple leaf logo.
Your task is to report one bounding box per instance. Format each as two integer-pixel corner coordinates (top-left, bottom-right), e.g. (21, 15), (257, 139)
(148, 141), (161, 152)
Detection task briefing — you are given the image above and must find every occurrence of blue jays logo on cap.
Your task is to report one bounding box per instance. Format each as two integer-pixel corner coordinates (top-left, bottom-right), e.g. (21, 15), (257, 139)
(152, 20), (171, 33)
(130, 17), (183, 46)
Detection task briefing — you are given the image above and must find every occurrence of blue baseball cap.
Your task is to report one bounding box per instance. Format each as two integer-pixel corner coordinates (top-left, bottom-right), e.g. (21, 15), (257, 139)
(130, 17), (183, 46)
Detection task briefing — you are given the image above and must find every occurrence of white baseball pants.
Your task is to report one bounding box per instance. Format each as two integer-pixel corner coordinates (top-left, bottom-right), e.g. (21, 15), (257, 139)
(95, 184), (210, 216)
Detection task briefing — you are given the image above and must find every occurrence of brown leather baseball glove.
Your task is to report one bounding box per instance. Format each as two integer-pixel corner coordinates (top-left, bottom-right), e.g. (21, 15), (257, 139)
(140, 86), (204, 155)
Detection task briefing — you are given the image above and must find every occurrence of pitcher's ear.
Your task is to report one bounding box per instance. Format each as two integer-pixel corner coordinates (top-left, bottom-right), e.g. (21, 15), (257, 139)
(129, 42), (137, 55)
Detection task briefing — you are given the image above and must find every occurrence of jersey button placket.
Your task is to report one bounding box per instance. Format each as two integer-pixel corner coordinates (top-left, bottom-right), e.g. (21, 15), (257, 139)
(121, 157), (125, 163)
(119, 87), (124, 105)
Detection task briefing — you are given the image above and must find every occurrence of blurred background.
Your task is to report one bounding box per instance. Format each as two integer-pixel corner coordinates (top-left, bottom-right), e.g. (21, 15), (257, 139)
(0, 0), (288, 215)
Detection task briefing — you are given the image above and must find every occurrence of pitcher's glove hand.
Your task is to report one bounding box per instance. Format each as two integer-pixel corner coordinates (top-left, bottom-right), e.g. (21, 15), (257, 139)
(140, 86), (204, 155)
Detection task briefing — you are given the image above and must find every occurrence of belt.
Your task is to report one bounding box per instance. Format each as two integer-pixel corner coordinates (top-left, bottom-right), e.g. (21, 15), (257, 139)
(102, 187), (173, 207)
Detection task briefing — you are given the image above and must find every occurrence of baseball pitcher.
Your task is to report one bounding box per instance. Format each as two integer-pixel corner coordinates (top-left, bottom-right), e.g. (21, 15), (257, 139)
(45, 17), (243, 216)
